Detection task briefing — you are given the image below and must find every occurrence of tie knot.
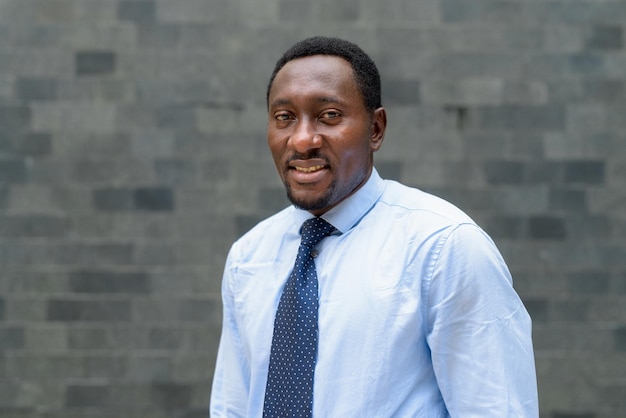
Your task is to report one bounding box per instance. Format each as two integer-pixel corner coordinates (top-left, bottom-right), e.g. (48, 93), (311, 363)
(300, 217), (335, 248)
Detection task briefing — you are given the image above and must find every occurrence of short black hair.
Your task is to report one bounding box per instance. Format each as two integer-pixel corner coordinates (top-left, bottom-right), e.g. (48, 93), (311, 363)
(266, 36), (382, 111)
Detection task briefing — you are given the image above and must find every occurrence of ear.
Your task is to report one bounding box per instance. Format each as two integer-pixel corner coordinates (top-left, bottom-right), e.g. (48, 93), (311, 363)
(370, 107), (387, 152)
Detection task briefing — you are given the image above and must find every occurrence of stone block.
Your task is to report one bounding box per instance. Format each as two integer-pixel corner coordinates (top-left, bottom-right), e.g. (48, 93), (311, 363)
(126, 355), (173, 381)
(118, 1), (156, 23)
(0, 159), (27, 183)
(564, 160), (605, 184)
(69, 270), (151, 294)
(150, 383), (193, 412)
(134, 187), (174, 211)
(258, 187), (289, 213)
(47, 300), (131, 322)
(615, 326), (626, 351)
(65, 384), (110, 408)
(384, 79), (420, 105)
(0, 215), (69, 238)
(528, 215), (567, 240)
(441, 0), (523, 23)
(16, 78), (57, 101)
(155, 159), (196, 185)
(483, 160), (525, 185)
(549, 188), (587, 212)
(277, 0), (314, 21)
(0, 326), (25, 349)
(473, 105), (566, 131)
(318, 0), (360, 20)
(585, 25), (624, 50)
(75, 51), (116, 77)
(67, 327), (109, 349)
(0, 105), (31, 133)
(136, 23), (180, 48)
(149, 327), (185, 350)
(93, 188), (134, 211)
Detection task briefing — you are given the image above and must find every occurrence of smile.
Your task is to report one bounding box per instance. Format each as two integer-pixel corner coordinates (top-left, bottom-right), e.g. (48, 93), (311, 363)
(294, 165), (326, 173)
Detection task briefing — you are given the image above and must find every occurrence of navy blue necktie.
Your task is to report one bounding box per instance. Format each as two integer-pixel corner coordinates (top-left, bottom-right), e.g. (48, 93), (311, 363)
(263, 217), (335, 418)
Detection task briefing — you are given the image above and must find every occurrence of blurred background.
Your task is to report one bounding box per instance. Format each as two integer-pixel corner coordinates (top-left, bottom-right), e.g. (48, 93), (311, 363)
(0, 0), (625, 417)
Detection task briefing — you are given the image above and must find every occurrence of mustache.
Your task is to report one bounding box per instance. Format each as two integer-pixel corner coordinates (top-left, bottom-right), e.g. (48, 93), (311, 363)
(286, 151), (330, 164)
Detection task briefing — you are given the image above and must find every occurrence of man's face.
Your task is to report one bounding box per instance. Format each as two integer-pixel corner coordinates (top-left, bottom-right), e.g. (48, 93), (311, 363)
(267, 55), (386, 216)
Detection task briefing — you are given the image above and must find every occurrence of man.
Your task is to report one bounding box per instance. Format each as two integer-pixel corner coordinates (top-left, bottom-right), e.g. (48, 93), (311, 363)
(211, 36), (538, 417)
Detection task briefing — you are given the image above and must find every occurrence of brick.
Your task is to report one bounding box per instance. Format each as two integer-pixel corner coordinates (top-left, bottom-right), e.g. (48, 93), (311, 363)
(483, 160), (525, 184)
(549, 188), (587, 212)
(568, 271), (610, 294)
(318, 0), (360, 20)
(384, 79), (420, 105)
(118, 1), (156, 22)
(0, 187), (8, 209)
(585, 25), (624, 50)
(0, 159), (27, 182)
(564, 160), (605, 184)
(75, 51), (116, 77)
(93, 188), (133, 211)
(615, 326), (626, 351)
(16, 78), (58, 101)
(155, 159), (196, 185)
(47, 300), (131, 322)
(149, 327), (185, 350)
(66, 384), (111, 408)
(134, 187), (174, 211)
(473, 105), (565, 131)
(277, 0), (314, 21)
(67, 327), (109, 349)
(0, 326), (25, 349)
(136, 23), (181, 48)
(552, 299), (589, 321)
(258, 187), (289, 212)
(0, 215), (69, 238)
(528, 216), (567, 240)
(151, 383), (192, 411)
(69, 270), (151, 294)
(552, 413), (595, 418)
(14, 133), (53, 156)
(566, 215), (610, 240)
(441, 0), (523, 23)
(0, 105), (31, 133)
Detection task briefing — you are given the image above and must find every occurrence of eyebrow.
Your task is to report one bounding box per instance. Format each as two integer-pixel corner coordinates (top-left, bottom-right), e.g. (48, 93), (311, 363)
(269, 95), (344, 109)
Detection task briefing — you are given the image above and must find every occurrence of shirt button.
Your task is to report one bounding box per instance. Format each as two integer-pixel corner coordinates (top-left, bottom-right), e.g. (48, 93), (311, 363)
(311, 250), (319, 258)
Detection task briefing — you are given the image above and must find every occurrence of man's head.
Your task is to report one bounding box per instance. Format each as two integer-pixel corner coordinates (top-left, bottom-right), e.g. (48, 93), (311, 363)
(267, 36), (382, 112)
(266, 37), (387, 216)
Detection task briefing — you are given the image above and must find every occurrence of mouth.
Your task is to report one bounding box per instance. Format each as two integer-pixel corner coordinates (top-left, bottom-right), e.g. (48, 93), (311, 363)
(293, 165), (326, 173)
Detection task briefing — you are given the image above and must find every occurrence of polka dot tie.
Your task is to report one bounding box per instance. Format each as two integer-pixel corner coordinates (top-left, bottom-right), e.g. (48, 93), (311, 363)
(263, 217), (335, 418)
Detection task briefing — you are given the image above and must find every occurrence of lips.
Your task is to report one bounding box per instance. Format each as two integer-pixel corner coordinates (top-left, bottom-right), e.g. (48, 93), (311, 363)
(294, 165), (325, 173)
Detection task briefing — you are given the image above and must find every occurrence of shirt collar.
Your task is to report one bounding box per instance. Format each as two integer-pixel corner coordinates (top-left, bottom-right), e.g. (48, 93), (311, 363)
(292, 168), (386, 234)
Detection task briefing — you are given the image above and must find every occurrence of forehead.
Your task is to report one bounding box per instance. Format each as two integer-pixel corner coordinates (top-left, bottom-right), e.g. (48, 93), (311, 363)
(269, 55), (360, 105)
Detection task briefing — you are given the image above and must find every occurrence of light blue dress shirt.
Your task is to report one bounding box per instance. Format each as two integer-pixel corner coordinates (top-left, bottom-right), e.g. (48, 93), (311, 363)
(211, 169), (539, 417)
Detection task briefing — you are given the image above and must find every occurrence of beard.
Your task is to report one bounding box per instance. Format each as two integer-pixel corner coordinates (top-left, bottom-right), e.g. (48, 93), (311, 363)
(284, 177), (338, 213)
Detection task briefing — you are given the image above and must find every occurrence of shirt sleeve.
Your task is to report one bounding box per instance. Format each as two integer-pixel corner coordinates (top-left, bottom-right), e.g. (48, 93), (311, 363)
(210, 251), (250, 418)
(425, 223), (539, 418)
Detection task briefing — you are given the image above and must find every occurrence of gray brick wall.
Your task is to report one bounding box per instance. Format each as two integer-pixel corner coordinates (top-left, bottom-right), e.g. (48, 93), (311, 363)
(0, 0), (625, 417)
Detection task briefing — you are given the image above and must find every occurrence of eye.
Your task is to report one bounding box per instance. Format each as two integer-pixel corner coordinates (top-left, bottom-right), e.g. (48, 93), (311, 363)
(275, 113), (292, 121)
(320, 110), (341, 120)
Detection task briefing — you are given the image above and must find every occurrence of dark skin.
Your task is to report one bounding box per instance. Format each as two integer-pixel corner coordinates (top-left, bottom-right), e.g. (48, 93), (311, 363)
(267, 55), (387, 216)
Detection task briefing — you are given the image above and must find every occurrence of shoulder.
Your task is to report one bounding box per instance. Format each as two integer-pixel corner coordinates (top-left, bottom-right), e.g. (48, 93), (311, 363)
(377, 179), (476, 228)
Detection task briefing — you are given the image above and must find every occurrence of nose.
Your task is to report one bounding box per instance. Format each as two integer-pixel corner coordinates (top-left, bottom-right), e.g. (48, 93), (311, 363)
(289, 118), (322, 153)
